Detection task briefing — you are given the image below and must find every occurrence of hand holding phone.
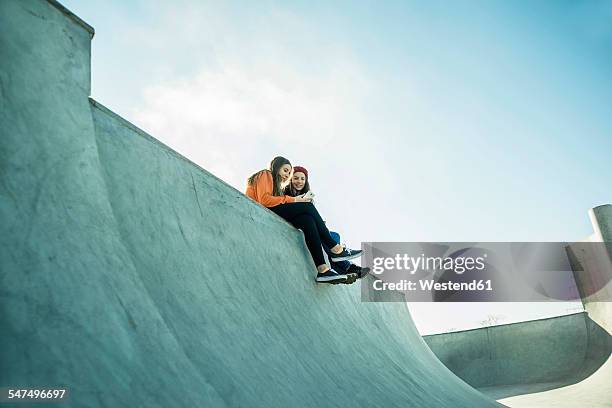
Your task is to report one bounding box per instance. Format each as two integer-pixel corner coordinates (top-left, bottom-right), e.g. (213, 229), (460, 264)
(303, 191), (315, 200)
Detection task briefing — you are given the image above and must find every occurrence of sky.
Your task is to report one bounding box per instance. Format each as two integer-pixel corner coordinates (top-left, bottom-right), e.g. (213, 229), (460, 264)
(62, 0), (611, 334)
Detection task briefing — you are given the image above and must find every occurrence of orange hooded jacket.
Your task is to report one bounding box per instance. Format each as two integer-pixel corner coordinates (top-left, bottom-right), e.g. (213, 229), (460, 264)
(245, 170), (296, 208)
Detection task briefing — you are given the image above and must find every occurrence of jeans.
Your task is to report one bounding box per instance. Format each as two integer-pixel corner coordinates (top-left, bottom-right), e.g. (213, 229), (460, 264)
(326, 231), (351, 272)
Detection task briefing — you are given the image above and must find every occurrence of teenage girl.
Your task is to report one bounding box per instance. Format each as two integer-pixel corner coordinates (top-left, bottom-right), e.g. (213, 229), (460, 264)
(284, 165), (369, 279)
(246, 156), (361, 284)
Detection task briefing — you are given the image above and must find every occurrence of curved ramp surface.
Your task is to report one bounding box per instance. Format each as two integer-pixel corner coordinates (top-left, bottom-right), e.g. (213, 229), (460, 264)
(424, 313), (611, 404)
(424, 206), (612, 408)
(0, 1), (500, 407)
(499, 209), (612, 408)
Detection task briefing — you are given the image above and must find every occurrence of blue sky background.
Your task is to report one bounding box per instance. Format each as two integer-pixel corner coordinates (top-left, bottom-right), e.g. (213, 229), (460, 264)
(62, 0), (610, 333)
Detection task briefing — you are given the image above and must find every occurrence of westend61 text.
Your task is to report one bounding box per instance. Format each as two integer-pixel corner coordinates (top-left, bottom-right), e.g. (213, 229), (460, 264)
(373, 279), (493, 291)
(371, 254), (487, 275)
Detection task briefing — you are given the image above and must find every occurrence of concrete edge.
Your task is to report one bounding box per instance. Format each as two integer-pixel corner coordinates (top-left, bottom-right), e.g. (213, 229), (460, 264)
(47, 0), (95, 38)
(88, 98), (301, 232)
(422, 311), (587, 339)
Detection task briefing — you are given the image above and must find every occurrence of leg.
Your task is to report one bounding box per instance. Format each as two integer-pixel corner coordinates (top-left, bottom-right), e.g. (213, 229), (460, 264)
(328, 231), (352, 272)
(286, 214), (327, 268)
(329, 231), (341, 243)
(271, 203), (338, 250)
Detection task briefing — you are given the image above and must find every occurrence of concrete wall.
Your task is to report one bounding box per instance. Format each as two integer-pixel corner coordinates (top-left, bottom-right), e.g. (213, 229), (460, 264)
(0, 1), (500, 407)
(423, 313), (611, 389)
(582, 205), (612, 333)
(424, 206), (612, 406)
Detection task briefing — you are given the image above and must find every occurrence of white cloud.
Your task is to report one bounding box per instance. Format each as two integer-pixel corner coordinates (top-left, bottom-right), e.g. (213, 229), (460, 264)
(129, 2), (376, 191)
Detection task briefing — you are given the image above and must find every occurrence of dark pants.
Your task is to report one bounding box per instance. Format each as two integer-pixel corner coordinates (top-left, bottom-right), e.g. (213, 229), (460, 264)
(270, 202), (337, 267)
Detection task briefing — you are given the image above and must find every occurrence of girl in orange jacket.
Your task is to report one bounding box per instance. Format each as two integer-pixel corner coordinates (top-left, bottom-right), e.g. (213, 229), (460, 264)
(246, 156), (361, 284)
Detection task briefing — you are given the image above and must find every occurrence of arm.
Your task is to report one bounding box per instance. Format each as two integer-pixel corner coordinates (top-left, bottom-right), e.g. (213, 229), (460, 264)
(253, 172), (296, 207)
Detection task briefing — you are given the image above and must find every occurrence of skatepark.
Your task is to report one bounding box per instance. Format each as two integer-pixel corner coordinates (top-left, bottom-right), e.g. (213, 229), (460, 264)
(1, 1), (610, 407)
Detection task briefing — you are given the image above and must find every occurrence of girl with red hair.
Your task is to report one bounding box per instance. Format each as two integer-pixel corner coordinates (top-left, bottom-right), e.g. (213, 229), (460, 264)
(285, 165), (369, 280)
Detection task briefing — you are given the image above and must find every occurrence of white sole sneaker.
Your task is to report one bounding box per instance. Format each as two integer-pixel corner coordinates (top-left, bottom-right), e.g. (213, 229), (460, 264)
(329, 252), (361, 262)
(316, 274), (347, 283)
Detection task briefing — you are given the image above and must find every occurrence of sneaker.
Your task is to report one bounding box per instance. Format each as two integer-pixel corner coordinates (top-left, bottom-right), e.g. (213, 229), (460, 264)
(329, 246), (362, 262)
(332, 267), (358, 284)
(316, 269), (347, 284)
(347, 264), (370, 279)
(342, 272), (359, 284)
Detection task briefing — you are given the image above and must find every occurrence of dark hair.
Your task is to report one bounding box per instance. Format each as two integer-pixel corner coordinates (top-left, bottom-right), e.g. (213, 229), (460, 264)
(284, 171), (310, 197)
(248, 156), (292, 196)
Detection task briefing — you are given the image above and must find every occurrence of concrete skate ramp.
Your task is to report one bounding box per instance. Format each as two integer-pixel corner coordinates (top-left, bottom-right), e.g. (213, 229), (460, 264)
(498, 315), (612, 407)
(424, 206), (612, 408)
(1, 1), (500, 407)
(424, 313), (611, 402)
(498, 205), (612, 407)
